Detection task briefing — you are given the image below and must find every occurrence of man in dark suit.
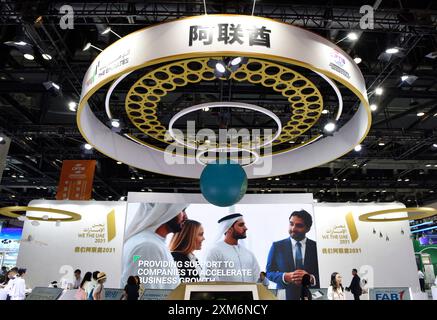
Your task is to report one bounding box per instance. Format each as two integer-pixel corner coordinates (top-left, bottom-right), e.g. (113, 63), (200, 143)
(346, 268), (362, 300)
(266, 210), (319, 300)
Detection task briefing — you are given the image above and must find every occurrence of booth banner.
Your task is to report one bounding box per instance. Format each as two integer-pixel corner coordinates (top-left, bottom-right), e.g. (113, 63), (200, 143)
(369, 287), (411, 300)
(313, 203), (420, 299)
(56, 160), (96, 200)
(16, 200), (126, 289)
(122, 193), (315, 293)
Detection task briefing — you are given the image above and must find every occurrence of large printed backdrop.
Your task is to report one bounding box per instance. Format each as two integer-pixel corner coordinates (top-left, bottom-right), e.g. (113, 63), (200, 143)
(16, 195), (420, 299)
(16, 200), (126, 288)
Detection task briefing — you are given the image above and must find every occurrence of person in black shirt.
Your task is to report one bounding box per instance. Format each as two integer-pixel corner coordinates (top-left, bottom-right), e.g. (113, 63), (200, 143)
(346, 268), (362, 300)
(124, 276), (139, 300)
(169, 220), (205, 282)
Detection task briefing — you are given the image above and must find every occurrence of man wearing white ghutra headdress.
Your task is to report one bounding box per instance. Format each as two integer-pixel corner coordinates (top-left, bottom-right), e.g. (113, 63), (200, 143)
(205, 213), (260, 283)
(121, 203), (188, 289)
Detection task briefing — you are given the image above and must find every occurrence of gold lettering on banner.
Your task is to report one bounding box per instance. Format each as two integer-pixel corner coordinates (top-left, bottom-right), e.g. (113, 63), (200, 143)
(106, 209), (116, 242)
(345, 212), (359, 243)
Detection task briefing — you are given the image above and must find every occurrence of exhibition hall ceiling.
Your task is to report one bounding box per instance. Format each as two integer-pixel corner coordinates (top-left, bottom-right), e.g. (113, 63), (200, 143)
(0, 0), (437, 206)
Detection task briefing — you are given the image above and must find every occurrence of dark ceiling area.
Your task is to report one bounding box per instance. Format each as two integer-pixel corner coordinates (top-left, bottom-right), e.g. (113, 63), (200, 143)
(0, 0), (437, 206)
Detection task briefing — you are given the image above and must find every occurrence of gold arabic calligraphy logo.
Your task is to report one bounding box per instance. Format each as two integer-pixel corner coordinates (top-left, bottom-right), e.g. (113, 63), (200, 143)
(323, 212), (359, 243)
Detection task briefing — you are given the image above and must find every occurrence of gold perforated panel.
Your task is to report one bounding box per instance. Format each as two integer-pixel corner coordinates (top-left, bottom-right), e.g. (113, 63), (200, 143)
(125, 57), (323, 147)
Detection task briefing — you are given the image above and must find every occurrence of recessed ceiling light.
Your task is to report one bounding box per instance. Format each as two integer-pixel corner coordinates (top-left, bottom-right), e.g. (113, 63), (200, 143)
(84, 143), (93, 150)
(352, 164), (358, 167)
(434, 165), (437, 168)
(353, 57), (362, 64)
(23, 53), (34, 60)
(42, 53), (52, 60)
(267, 177), (272, 180)
(347, 32), (358, 40)
(416, 112), (425, 117)
(324, 122), (336, 132)
(120, 196), (126, 201)
(426, 164), (432, 167)
(19, 77), (24, 80)
(397, 178), (402, 182)
(202, 107), (210, 112)
(68, 101), (77, 111)
(333, 178), (338, 181)
(130, 176), (135, 180)
(433, 143), (437, 148)
(111, 119), (120, 128)
(404, 178), (410, 182)
(385, 47), (399, 54)
(401, 75), (409, 81)
(215, 62), (226, 73)
(138, 176), (143, 180)
(116, 161), (122, 164)
(275, 177), (280, 181)
(375, 87), (383, 95)
(354, 144), (362, 152)
(370, 104), (377, 111)
(321, 109), (329, 114)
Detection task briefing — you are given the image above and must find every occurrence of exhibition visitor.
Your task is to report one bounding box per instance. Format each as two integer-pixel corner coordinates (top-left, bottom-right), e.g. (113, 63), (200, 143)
(88, 270), (100, 300)
(92, 272), (107, 300)
(134, 276), (145, 298)
(418, 269), (425, 292)
(300, 273), (312, 300)
(2, 267), (18, 300)
(124, 276), (139, 300)
(10, 268), (26, 300)
(257, 272), (270, 288)
(327, 272), (345, 300)
(121, 203), (188, 288)
(75, 271), (92, 300)
(266, 210), (319, 300)
(346, 268), (362, 300)
(170, 219), (205, 282)
(205, 213), (260, 282)
(73, 269), (82, 289)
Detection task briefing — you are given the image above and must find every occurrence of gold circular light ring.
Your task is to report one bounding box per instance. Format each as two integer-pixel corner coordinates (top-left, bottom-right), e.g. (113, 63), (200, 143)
(358, 207), (437, 222)
(0, 206), (82, 222)
(125, 57), (323, 148)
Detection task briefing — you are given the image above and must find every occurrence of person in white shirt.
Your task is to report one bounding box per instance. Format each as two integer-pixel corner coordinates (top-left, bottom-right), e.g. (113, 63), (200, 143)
(327, 272), (345, 300)
(205, 213), (260, 283)
(3, 267), (18, 300)
(92, 272), (107, 300)
(10, 268), (27, 300)
(121, 203), (188, 289)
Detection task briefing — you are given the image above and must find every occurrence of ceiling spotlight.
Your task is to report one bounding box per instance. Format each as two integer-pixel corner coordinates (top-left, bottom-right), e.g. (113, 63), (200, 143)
(102, 27), (111, 35)
(202, 107), (210, 112)
(101, 27), (122, 38)
(378, 142), (385, 146)
(230, 57), (242, 66)
(119, 196), (126, 201)
(354, 144), (362, 152)
(83, 42), (91, 51)
(352, 164), (358, 167)
(275, 177), (280, 181)
(375, 87), (383, 95)
(397, 178), (402, 182)
(42, 53), (52, 60)
(324, 122), (336, 132)
(370, 104), (378, 112)
(267, 177), (272, 180)
(68, 101), (77, 111)
(215, 62), (226, 73)
(116, 161), (122, 165)
(23, 53), (34, 60)
(0, 136), (4, 143)
(333, 178), (338, 181)
(426, 164), (432, 167)
(401, 75), (409, 82)
(416, 112), (425, 117)
(111, 119), (120, 128)
(83, 42), (102, 52)
(385, 47), (399, 54)
(84, 143), (93, 150)
(43, 81), (60, 91)
(404, 178), (410, 182)
(130, 176), (135, 180)
(321, 109), (329, 114)
(353, 57), (362, 64)
(347, 32), (358, 40)
(433, 143), (437, 148)
(138, 176), (143, 180)
(15, 41), (28, 46)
